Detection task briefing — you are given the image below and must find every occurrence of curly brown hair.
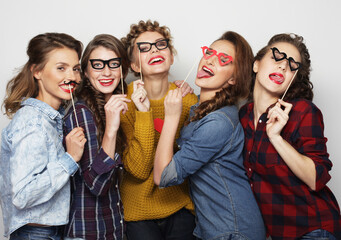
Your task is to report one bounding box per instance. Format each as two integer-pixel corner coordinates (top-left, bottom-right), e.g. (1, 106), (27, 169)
(189, 31), (254, 122)
(77, 34), (128, 155)
(3, 33), (83, 118)
(121, 20), (176, 77)
(250, 33), (313, 101)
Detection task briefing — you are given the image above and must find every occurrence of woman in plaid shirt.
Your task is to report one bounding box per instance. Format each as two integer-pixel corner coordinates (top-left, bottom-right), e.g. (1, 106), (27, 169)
(239, 33), (341, 239)
(63, 34), (130, 240)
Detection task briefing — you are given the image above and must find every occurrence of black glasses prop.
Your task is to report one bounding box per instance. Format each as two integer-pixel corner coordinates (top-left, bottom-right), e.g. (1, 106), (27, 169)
(136, 39), (169, 53)
(90, 58), (121, 70)
(270, 47), (301, 100)
(271, 47), (301, 71)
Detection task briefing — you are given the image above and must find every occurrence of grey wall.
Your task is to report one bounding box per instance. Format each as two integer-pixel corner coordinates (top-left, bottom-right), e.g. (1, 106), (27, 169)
(1, 0), (341, 238)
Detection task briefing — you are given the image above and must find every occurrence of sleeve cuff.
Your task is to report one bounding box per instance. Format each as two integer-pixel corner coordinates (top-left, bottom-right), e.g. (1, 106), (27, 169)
(135, 109), (153, 122)
(92, 148), (123, 174)
(60, 152), (79, 176)
(159, 159), (179, 188)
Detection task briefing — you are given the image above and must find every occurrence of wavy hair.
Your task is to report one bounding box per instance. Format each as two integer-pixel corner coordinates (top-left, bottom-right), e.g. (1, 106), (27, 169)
(250, 33), (313, 101)
(77, 34), (128, 155)
(3, 33), (82, 118)
(190, 31), (254, 122)
(121, 20), (176, 76)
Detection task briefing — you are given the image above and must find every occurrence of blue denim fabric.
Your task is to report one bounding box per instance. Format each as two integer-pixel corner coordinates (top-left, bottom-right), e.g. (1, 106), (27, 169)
(0, 98), (79, 237)
(10, 225), (62, 240)
(160, 104), (266, 240)
(299, 229), (337, 240)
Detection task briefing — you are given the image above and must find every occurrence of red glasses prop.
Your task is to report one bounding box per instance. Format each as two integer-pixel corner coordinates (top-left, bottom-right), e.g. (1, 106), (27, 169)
(201, 46), (233, 66)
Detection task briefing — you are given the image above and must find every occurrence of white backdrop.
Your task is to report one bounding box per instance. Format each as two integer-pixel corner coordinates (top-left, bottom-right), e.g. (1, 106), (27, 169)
(1, 0), (341, 238)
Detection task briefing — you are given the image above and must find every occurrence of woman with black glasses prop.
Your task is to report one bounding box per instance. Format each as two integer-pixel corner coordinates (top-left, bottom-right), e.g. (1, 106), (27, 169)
(63, 34), (130, 240)
(120, 20), (198, 240)
(153, 31), (266, 240)
(239, 33), (341, 239)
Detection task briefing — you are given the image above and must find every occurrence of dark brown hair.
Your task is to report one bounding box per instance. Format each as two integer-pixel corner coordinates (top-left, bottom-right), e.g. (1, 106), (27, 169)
(121, 20), (176, 76)
(190, 31), (254, 122)
(77, 34), (128, 155)
(250, 33), (313, 101)
(3, 33), (83, 118)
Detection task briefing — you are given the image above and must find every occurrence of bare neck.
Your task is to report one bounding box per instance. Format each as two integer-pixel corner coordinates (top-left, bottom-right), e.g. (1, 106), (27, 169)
(144, 72), (170, 100)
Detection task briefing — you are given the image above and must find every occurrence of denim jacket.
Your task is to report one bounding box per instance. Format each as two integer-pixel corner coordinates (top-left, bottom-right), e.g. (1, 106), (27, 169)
(160, 104), (265, 240)
(0, 98), (79, 237)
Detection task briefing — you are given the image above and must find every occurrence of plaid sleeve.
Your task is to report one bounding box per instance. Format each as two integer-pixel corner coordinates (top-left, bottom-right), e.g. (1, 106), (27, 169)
(64, 103), (122, 196)
(292, 100), (332, 191)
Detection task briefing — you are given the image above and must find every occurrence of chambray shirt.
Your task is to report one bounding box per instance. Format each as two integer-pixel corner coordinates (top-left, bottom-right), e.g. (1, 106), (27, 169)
(160, 104), (265, 240)
(0, 98), (79, 237)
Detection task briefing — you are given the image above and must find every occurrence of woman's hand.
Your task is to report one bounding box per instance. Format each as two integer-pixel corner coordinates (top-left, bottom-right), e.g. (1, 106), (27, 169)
(164, 88), (182, 119)
(266, 99), (292, 141)
(104, 94), (130, 134)
(65, 127), (86, 162)
(131, 79), (150, 112)
(174, 80), (194, 97)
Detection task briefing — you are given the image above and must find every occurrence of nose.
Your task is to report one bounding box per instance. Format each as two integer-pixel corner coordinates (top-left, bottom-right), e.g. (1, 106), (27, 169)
(150, 44), (159, 53)
(66, 68), (77, 80)
(205, 56), (215, 66)
(102, 64), (111, 76)
(278, 60), (288, 71)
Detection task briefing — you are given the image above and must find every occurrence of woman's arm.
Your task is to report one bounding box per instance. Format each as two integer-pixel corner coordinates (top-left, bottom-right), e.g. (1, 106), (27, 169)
(11, 123), (80, 209)
(154, 89), (182, 185)
(64, 101), (124, 196)
(120, 81), (156, 180)
(266, 99), (331, 191)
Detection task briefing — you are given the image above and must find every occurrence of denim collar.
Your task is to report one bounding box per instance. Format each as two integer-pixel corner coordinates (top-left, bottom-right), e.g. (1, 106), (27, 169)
(21, 98), (65, 120)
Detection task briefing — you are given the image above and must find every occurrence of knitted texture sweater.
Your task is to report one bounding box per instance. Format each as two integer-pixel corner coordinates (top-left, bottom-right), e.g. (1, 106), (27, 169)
(120, 82), (197, 221)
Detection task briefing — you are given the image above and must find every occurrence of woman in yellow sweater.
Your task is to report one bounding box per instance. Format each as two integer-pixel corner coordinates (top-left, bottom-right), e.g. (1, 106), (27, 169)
(120, 20), (197, 239)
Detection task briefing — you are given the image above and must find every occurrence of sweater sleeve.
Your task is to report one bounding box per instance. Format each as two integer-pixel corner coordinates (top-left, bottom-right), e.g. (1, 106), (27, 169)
(120, 84), (156, 180)
(64, 103), (122, 196)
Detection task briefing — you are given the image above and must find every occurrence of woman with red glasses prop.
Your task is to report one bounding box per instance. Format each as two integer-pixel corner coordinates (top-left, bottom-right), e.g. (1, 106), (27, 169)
(120, 20), (198, 240)
(154, 31), (266, 240)
(63, 34), (130, 240)
(0, 33), (85, 240)
(239, 33), (341, 239)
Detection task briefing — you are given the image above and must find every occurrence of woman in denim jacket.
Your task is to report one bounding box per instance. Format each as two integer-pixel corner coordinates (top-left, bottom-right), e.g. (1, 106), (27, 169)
(0, 33), (86, 240)
(154, 31), (266, 240)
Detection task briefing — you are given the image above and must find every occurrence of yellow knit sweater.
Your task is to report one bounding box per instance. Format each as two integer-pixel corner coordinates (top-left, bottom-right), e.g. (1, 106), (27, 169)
(120, 82), (197, 221)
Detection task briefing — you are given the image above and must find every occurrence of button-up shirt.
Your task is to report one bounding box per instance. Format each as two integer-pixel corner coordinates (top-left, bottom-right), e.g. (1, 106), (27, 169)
(63, 100), (124, 240)
(160, 104), (265, 240)
(239, 99), (341, 240)
(0, 98), (78, 237)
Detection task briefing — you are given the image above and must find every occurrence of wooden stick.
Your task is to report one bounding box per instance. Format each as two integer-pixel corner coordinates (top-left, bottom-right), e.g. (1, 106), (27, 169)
(281, 70), (298, 100)
(139, 50), (143, 82)
(120, 65), (124, 95)
(180, 61), (197, 88)
(68, 84), (79, 128)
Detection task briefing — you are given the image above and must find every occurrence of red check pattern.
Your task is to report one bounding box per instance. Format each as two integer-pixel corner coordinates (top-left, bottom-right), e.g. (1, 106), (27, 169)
(239, 99), (341, 239)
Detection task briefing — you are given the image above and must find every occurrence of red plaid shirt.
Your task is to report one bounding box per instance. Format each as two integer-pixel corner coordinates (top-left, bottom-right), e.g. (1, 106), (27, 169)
(239, 99), (341, 240)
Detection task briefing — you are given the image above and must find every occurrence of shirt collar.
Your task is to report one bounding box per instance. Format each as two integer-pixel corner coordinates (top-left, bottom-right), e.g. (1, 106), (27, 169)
(21, 98), (65, 120)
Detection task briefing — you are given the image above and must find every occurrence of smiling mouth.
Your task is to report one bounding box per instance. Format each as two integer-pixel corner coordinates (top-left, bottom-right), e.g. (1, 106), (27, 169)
(99, 79), (114, 86)
(148, 56), (165, 65)
(60, 82), (76, 93)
